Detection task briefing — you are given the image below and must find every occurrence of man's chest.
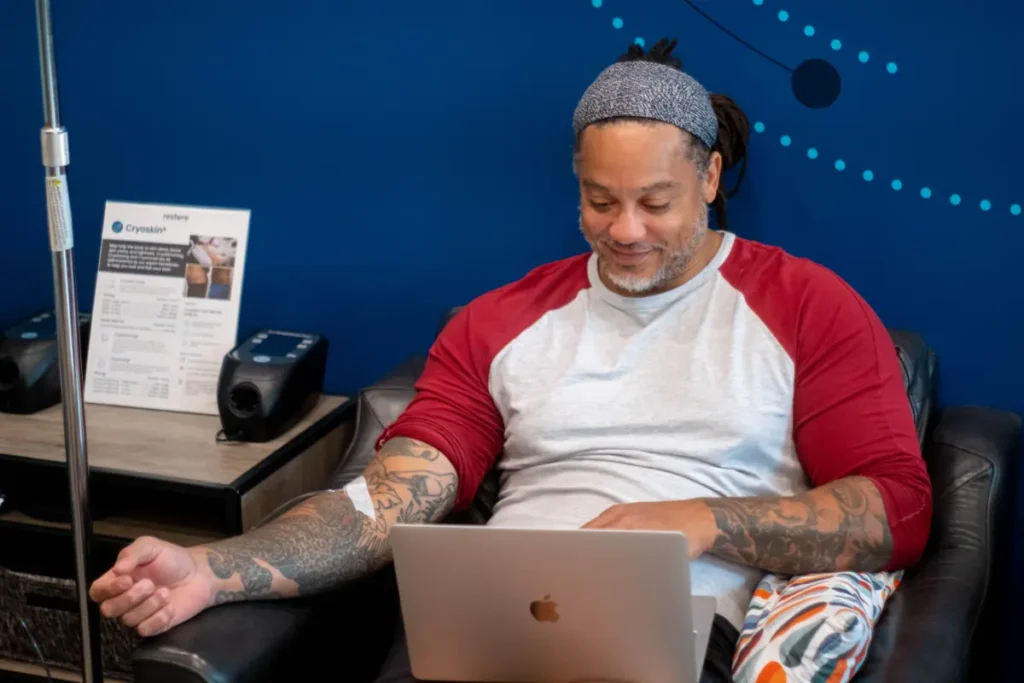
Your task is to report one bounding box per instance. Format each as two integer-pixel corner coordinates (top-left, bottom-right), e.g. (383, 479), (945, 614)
(489, 291), (797, 472)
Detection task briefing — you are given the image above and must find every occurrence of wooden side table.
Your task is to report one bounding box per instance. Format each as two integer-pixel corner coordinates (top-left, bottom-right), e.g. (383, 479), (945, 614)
(0, 394), (355, 681)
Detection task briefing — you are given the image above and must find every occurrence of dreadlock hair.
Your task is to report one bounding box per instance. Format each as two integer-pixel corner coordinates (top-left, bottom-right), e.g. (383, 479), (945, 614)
(574, 38), (750, 231)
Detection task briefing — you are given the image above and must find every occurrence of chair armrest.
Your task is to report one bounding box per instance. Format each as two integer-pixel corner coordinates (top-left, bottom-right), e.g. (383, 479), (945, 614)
(132, 569), (401, 683)
(855, 406), (1020, 683)
(131, 600), (316, 683)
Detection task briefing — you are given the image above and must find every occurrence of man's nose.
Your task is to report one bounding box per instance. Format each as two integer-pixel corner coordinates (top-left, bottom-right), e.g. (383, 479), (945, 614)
(607, 209), (646, 244)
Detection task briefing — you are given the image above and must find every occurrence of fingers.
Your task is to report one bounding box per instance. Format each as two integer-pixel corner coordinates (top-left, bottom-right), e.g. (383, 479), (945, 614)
(90, 537), (163, 605)
(583, 503), (627, 529)
(112, 536), (163, 575)
(136, 603), (177, 637)
(88, 571), (134, 603)
(98, 578), (155, 619)
(582, 510), (616, 529)
(113, 584), (177, 637)
(119, 586), (170, 629)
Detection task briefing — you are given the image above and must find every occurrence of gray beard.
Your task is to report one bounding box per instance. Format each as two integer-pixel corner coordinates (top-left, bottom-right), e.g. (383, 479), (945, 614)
(580, 205), (709, 295)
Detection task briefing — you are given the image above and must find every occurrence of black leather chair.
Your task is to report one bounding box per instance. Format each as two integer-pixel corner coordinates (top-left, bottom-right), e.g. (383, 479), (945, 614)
(132, 312), (1021, 683)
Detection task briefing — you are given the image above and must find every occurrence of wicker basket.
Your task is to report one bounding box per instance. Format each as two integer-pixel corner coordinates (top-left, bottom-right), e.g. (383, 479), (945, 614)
(0, 565), (138, 680)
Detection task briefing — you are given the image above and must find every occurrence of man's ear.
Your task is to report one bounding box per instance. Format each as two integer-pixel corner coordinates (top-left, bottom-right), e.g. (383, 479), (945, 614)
(703, 151), (723, 205)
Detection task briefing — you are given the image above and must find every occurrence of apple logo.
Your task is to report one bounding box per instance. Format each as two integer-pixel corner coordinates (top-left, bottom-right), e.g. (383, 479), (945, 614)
(529, 594), (560, 623)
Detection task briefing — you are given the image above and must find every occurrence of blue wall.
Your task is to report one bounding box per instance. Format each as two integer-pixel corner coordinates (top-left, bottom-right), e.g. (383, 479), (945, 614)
(1, 0), (1022, 672)
(2, 0), (1022, 410)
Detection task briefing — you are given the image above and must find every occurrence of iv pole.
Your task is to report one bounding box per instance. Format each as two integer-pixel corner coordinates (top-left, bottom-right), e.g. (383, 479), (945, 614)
(34, 1), (104, 681)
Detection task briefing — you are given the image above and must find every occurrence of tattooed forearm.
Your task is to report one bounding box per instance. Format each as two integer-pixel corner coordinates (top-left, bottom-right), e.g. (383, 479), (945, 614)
(703, 476), (893, 575)
(200, 437), (457, 606)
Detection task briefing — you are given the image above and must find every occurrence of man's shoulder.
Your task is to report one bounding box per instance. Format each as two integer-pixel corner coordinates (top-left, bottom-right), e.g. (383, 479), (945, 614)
(437, 253), (592, 356)
(723, 234), (859, 303)
(462, 251), (589, 312)
(494, 252), (590, 294)
(721, 235), (884, 357)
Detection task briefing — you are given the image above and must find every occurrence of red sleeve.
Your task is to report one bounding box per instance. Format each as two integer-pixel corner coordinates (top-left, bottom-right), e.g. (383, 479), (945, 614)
(792, 269), (932, 570)
(376, 305), (505, 511)
(376, 255), (591, 511)
(722, 240), (932, 570)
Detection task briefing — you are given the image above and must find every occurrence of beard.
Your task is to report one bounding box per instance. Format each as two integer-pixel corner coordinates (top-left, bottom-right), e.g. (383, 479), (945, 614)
(580, 205), (710, 295)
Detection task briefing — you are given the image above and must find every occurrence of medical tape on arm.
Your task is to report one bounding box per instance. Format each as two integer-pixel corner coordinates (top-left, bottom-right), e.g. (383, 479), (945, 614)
(342, 476), (376, 519)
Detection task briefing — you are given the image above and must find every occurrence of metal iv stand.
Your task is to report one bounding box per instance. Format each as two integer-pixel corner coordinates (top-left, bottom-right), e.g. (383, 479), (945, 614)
(34, 1), (104, 681)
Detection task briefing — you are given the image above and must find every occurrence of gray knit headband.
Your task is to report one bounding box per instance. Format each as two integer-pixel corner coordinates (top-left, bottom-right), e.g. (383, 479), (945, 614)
(572, 61), (718, 148)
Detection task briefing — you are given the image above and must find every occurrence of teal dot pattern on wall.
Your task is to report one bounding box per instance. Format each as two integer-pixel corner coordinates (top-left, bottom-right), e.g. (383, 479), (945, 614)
(587, 1), (1019, 217)
(677, 0), (898, 111)
(745, 1), (898, 75)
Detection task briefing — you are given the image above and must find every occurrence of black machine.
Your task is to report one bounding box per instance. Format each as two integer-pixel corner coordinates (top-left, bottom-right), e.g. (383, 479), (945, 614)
(0, 310), (91, 415)
(216, 329), (329, 442)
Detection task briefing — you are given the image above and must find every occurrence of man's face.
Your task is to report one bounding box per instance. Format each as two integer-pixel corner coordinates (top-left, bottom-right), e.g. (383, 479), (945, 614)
(576, 121), (722, 296)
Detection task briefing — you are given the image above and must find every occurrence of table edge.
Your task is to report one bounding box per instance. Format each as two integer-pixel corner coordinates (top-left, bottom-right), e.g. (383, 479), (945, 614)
(228, 395), (357, 494)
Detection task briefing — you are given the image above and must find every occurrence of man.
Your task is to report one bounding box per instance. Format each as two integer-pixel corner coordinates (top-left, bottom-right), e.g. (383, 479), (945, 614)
(90, 39), (931, 682)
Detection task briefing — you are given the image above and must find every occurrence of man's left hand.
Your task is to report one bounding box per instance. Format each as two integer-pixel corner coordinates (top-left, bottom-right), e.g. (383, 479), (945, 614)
(582, 500), (718, 559)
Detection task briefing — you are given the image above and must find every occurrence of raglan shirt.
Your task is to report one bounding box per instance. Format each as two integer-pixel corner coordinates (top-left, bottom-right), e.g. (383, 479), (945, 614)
(377, 231), (932, 630)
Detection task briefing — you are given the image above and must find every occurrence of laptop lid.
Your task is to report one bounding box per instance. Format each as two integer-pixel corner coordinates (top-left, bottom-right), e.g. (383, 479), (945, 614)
(391, 525), (708, 683)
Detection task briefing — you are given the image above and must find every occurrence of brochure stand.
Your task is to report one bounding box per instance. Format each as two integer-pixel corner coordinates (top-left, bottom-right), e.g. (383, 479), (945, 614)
(33, 1), (103, 681)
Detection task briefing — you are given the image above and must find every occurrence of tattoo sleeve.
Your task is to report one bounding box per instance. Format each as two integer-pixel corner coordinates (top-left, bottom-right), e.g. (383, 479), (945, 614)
(703, 476), (894, 575)
(199, 437), (457, 605)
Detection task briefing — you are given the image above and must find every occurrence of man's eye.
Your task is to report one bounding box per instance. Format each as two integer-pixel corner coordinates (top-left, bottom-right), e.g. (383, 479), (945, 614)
(644, 203), (670, 212)
(590, 201), (613, 211)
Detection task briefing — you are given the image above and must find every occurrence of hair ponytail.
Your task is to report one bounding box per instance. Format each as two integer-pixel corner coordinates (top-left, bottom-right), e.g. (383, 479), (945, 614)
(708, 94), (750, 232)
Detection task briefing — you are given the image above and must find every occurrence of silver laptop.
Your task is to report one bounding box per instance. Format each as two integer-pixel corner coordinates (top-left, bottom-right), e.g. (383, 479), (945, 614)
(390, 524), (716, 683)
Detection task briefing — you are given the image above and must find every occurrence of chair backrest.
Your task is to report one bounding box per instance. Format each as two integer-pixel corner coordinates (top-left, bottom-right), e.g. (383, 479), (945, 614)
(888, 329), (938, 446)
(331, 307), (939, 518)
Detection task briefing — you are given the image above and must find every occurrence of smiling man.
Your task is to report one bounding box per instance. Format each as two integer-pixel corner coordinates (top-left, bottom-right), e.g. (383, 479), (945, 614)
(90, 39), (931, 683)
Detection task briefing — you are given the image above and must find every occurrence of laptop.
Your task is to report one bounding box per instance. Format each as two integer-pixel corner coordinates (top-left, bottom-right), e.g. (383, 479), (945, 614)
(390, 524), (716, 683)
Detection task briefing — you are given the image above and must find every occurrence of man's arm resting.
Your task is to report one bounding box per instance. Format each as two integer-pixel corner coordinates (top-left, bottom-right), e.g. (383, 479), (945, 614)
(199, 437), (457, 605)
(702, 475), (894, 575)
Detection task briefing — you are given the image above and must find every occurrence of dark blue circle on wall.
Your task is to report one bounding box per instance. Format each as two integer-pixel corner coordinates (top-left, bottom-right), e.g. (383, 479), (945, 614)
(792, 59), (841, 109)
